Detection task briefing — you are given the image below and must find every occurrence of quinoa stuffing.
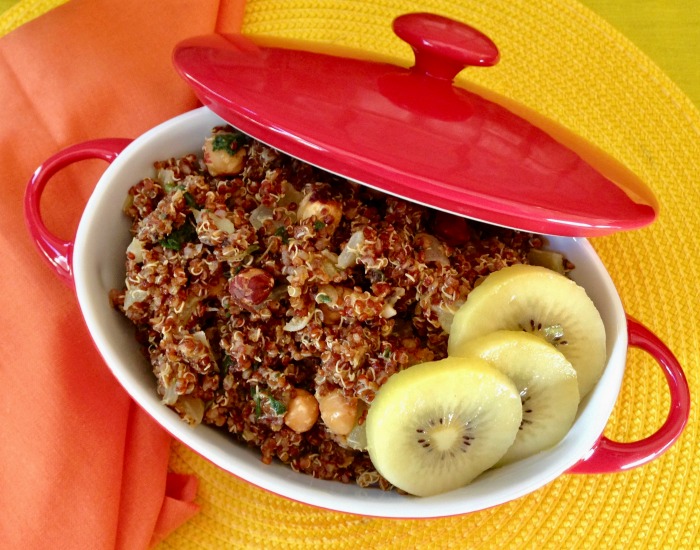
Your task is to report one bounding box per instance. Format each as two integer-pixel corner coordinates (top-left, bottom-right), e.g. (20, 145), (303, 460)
(110, 125), (553, 490)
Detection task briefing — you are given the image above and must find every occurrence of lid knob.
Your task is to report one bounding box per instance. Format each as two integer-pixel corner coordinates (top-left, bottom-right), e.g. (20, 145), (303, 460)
(393, 12), (500, 82)
(173, 14), (658, 236)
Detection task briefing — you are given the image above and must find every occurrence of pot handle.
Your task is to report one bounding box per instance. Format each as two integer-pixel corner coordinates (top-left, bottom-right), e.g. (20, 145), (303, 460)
(24, 138), (132, 286)
(568, 315), (690, 474)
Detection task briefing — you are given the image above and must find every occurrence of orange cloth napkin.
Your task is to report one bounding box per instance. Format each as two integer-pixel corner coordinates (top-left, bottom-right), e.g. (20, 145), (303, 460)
(0, 1), (245, 548)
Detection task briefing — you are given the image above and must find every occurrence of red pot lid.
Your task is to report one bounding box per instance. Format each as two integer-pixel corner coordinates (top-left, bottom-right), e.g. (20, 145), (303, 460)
(173, 12), (657, 237)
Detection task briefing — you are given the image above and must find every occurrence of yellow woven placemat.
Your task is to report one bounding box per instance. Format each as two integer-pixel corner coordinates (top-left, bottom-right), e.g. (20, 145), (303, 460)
(0, 0), (64, 32)
(4, 0), (699, 548)
(164, 2), (700, 548)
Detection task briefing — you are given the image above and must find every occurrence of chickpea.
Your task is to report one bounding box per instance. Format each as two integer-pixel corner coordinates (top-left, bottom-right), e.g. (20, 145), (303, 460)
(297, 193), (343, 229)
(203, 135), (247, 176)
(318, 390), (358, 436)
(284, 388), (319, 434)
(318, 303), (342, 325)
(316, 285), (343, 325)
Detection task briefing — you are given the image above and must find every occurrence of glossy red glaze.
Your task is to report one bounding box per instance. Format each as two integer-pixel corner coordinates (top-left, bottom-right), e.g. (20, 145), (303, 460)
(393, 12), (499, 80)
(23, 138), (132, 286)
(173, 12), (657, 237)
(568, 316), (691, 474)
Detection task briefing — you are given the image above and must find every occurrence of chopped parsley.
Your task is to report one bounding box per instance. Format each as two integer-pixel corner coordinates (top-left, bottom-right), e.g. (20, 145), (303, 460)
(252, 389), (262, 418)
(212, 131), (249, 153)
(218, 354), (233, 391)
(274, 226), (289, 244)
(316, 293), (332, 304)
(164, 181), (183, 193)
(313, 220), (326, 231)
(251, 387), (287, 418)
(244, 244), (260, 256)
(220, 354), (233, 376)
(268, 395), (287, 415)
(160, 220), (197, 250)
(183, 192), (198, 209)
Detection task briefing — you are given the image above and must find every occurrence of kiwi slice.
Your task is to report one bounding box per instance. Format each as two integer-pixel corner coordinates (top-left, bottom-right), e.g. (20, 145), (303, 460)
(448, 264), (606, 398)
(451, 330), (580, 465)
(527, 248), (567, 274)
(365, 356), (522, 497)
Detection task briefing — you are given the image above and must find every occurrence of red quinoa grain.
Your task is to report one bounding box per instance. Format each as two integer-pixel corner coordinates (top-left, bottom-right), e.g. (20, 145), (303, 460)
(112, 126), (542, 490)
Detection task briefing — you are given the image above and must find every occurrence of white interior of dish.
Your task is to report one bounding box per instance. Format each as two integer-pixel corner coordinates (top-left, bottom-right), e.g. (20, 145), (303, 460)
(73, 107), (628, 518)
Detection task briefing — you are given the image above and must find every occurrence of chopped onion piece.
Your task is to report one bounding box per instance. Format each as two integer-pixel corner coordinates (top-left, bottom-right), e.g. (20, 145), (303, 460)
(380, 303), (397, 319)
(192, 330), (211, 349)
(345, 421), (368, 451)
(194, 209), (236, 234)
(157, 168), (176, 186)
(416, 233), (449, 266)
(337, 230), (365, 269)
(210, 212), (236, 234)
(287, 285), (302, 298)
(177, 294), (203, 323)
(126, 237), (145, 263)
(323, 259), (340, 279)
(177, 396), (205, 427)
(161, 381), (178, 406)
(278, 181), (304, 208)
(284, 311), (314, 332)
(436, 300), (464, 333)
(249, 204), (274, 230)
(124, 286), (148, 310)
(321, 250), (338, 263)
